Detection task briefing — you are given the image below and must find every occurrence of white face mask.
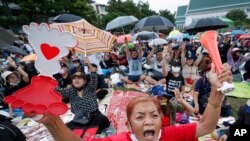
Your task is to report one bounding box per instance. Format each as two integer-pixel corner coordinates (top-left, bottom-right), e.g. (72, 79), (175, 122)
(172, 66), (181, 73)
(59, 69), (65, 74)
(9, 80), (21, 86)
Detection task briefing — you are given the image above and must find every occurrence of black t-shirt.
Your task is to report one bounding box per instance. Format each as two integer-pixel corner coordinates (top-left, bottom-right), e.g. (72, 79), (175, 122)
(3, 80), (28, 97)
(165, 72), (185, 97)
(2, 80), (29, 109)
(53, 73), (71, 88)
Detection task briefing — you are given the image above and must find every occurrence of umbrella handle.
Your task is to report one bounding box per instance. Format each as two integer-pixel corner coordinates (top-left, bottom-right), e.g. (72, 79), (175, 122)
(84, 49), (87, 57)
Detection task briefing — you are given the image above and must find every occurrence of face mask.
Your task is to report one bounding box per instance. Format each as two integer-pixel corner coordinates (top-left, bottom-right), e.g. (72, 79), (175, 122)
(59, 69), (65, 74)
(9, 80), (21, 86)
(74, 63), (80, 67)
(172, 66), (181, 73)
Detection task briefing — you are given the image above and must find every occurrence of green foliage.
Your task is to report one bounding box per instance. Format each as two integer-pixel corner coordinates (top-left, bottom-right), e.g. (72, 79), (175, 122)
(226, 9), (250, 29)
(159, 9), (175, 24)
(101, 0), (175, 33)
(0, 0), (98, 30)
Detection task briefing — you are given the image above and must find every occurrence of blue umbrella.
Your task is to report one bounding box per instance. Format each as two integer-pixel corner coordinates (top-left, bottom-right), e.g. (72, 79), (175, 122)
(232, 30), (245, 35)
(106, 16), (138, 31)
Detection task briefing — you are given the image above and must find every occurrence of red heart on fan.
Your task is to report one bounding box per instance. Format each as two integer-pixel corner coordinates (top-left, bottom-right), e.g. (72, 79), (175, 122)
(40, 43), (60, 60)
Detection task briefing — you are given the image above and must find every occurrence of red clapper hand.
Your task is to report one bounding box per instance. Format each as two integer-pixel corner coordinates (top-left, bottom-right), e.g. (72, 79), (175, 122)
(4, 76), (68, 116)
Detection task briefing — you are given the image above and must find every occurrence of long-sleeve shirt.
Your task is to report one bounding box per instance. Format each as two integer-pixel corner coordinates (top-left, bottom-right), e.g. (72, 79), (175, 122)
(56, 73), (98, 114)
(227, 48), (246, 72)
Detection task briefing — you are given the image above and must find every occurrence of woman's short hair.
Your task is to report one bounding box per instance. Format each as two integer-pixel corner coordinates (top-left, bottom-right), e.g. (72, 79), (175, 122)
(126, 96), (163, 121)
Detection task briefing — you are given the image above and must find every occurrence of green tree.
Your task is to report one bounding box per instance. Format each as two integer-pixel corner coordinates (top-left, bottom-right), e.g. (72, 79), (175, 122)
(159, 9), (175, 24)
(101, 0), (158, 32)
(0, 0), (98, 31)
(226, 9), (250, 28)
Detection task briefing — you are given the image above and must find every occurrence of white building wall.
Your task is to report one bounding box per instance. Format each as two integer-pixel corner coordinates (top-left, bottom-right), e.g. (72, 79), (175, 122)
(185, 7), (250, 26)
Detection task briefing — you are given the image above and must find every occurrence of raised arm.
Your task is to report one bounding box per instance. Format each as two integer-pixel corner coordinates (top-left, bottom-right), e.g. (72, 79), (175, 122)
(84, 57), (98, 91)
(174, 88), (195, 113)
(196, 63), (232, 137)
(137, 37), (143, 58)
(8, 57), (29, 83)
(180, 43), (187, 67)
(194, 52), (203, 66)
(124, 37), (131, 59)
(147, 46), (155, 64)
(162, 47), (168, 77)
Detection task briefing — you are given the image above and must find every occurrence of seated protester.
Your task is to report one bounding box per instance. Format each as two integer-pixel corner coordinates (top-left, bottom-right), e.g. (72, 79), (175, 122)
(181, 43), (202, 86)
(53, 62), (71, 103)
(227, 46), (246, 82)
(146, 46), (173, 85)
(194, 64), (232, 117)
(115, 54), (129, 76)
(1, 57), (29, 110)
(162, 50), (185, 98)
(121, 37), (147, 84)
(53, 62), (71, 88)
(55, 57), (110, 134)
(100, 53), (116, 76)
(89, 64), (109, 101)
(219, 100), (250, 141)
(153, 87), (194, 127)
(0, 112), (26, 141)
(69, 58), (85, 75)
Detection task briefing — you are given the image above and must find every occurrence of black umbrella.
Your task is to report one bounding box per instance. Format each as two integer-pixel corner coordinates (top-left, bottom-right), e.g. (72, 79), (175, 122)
(0, 40), (27, 55)
(52, 14), (82, 23)
(0, 28), (16, 45)
(185, 18), (228, 33)
(133, 15), (174, 32)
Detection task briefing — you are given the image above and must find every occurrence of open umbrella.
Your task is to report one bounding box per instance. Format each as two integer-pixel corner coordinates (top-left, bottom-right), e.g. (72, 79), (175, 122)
(51, 19), (116, 55)
(52, 14), (82, 23)
(21, 54), (37, 62)
(240, 34), (250, 39)
(133, 15), (174, 32)
(185, 17), (228, 33)
(0, 28), (16, 45)
(106, 16), (138, 31)
(116, 34), (132, 44)
(149, 38), (168, 47)
(132, 31), (159, 41)
(0, 40), (27, 55)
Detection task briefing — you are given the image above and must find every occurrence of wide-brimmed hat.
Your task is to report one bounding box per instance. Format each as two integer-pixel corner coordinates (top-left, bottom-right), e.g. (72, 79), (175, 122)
(1, 71), (15, 83)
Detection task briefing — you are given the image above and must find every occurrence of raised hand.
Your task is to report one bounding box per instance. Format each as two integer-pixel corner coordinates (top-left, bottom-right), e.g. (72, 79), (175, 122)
(7, 57), (17, 68)
(174, 88), (183, 103)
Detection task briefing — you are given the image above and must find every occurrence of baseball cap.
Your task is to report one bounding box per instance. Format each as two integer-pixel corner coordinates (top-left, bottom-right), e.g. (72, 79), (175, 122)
(232, 48), (240, 52)
(1, 71), (14, 83)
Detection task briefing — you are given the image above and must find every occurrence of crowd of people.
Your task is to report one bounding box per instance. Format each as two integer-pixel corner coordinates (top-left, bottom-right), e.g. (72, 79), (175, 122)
(0, 31), (250, 141)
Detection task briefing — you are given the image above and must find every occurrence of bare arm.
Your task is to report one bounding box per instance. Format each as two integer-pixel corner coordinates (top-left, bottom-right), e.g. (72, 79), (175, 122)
(194, 52), (203, 66)
(174, 88), (194, 114)
(124, 38), (131, 59)
(180, 43), (186, 67)
(147, 47), (155, 64)
(138, 38), (143, 58)
(162, 48), (168, 77)
(193, 91), (199, 113)
(41, 114), (81, 141)
(196, 63), (232, 137)
(8, 57), (29, 83)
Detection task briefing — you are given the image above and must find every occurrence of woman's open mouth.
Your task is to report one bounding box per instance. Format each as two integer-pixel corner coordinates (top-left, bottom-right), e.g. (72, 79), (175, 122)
(143, 130), (155, 141)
